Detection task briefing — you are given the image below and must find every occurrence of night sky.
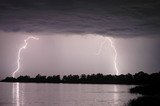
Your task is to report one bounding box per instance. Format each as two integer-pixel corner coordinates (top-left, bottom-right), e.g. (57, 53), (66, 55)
(0, 0), (160, 78)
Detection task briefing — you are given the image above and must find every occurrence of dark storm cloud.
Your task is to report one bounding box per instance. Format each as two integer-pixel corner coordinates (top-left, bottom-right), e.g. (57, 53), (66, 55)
(0, 0), (160, 37)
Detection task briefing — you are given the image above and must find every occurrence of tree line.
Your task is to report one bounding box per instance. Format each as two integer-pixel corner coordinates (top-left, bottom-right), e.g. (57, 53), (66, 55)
(1, 71), (160, 84)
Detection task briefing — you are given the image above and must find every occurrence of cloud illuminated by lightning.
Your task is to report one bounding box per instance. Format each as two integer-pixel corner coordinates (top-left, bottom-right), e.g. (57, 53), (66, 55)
(96, 37), (119, 75)
(12, 36), (39, 78)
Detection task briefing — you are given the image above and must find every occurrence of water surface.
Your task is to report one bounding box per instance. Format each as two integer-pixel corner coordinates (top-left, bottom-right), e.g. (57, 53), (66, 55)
(0, 83), (139, 106)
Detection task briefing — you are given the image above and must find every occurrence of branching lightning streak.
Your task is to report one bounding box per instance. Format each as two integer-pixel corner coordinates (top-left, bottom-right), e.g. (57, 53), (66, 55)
(12, 36), (39, 78)
(96, 38), (107, 55)
(96, 37), (119, 75)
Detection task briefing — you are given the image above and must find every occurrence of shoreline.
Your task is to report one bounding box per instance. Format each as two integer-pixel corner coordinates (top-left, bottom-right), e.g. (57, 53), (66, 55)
(128, 84), (160, 106)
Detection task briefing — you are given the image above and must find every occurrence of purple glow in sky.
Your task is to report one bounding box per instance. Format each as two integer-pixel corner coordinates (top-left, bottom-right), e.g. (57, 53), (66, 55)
(0, 0), (160, 78)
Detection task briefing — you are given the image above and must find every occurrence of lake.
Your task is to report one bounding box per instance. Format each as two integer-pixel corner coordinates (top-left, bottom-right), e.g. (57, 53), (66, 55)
(0, 83), (139, 106)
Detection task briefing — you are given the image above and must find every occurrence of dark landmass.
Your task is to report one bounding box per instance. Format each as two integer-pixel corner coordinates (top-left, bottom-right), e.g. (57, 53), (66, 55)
(1, 71), (160, 85)
(130, 85), (160, 95)
(127, 74), (160, 106)
(128, 84), (160, 106)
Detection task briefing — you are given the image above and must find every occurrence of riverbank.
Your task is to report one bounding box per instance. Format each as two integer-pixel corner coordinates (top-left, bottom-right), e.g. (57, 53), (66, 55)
(128, 84), (160, 106)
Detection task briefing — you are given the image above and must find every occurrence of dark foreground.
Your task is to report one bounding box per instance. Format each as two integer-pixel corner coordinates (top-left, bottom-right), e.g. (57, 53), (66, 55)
(128, 84), (160, 106)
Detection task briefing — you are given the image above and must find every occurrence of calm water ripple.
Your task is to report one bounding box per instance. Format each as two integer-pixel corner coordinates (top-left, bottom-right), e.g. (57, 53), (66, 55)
(0, 82), (139, 106)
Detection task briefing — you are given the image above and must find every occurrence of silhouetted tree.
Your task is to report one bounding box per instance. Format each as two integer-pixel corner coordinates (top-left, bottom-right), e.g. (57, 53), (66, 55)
(80, 74), (87, 83)
(17, 75), (30, 82)
(46, 75), (60, 83)
(35, 74), (46, 82)
(134, 71), (149, 84)
(1, 71), (160, 85)
(1, 77), (16, 82)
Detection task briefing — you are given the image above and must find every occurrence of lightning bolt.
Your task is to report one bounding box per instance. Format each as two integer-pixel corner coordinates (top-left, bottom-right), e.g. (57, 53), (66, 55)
(96, 37), (119, 75)
(12, 36), (39, 78)
(107, 37), (119, 75)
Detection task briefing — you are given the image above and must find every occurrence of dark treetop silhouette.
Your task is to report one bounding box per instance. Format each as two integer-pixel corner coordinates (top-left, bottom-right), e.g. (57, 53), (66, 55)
(1, 71), (160, 85)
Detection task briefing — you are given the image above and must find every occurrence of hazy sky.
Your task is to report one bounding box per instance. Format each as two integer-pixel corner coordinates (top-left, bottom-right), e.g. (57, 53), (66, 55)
(0, 0), (160, 78)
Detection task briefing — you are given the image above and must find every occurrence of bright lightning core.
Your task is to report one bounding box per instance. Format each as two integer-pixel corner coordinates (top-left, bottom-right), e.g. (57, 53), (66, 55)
(12, 36), (39, 78)
(96, 37), (119, 75)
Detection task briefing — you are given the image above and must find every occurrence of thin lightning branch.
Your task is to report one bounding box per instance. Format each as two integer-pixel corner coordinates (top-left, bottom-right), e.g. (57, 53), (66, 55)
(96, 38), (107, 55)
(12, 36), (39, 78)
(97, 37), (119, 75)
